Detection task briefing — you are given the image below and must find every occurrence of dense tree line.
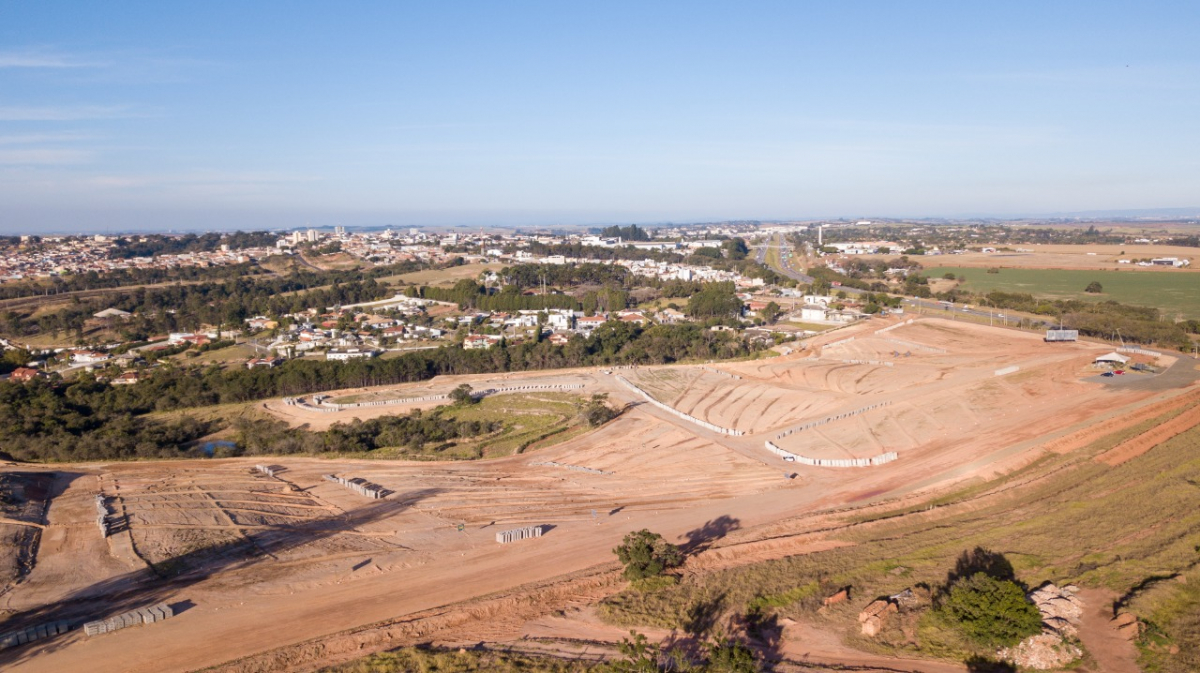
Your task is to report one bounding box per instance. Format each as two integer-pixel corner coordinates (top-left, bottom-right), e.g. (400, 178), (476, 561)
(598, 224), (653, 241)
(108, 231), (280, 258)
(0, 322), (760, 462)
(0, 263), (269, 301)
(230, 410), (502, 456)
(0, 377), (215, 462)
(522, 241), (686, 263)
(937, 289), (1195, 348)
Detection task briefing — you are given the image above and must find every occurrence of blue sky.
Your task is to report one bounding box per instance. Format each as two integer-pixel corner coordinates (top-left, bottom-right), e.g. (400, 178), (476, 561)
(1, 1), (1198, 232)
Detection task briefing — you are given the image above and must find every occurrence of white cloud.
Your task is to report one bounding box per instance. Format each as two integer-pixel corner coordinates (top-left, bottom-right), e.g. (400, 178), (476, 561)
(0, 105), (133, 121)
(0, 48), (104, 69)
(0, 148), (91, 165)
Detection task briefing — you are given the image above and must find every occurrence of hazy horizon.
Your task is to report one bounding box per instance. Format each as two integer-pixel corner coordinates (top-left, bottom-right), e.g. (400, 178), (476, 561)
(3, 2), (1199, 234)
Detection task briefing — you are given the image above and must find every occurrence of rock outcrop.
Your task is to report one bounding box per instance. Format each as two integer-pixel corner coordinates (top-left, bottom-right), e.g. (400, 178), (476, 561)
(998, 583), (1084, 670)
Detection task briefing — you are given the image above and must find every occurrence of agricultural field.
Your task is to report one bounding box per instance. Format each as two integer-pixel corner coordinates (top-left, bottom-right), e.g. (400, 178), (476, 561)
(379, 262), (503, 287)
(925, 266), (1200, 318)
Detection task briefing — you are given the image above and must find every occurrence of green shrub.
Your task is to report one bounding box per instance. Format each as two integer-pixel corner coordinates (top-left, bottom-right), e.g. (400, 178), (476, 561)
(935, 572), (1041, 647)
(614, 530), (683, 581)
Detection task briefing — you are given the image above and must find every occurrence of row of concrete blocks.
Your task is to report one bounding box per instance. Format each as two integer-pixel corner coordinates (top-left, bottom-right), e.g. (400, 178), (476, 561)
(1117, 346), (1162, 357)
(83, 602), (174, 637)
(322, 393), (448, 409)
(881, 337), (946, 354)
(994, 365), (1020, 377)
(0, 620), (71, 651)
(254, 464), (277, 478)
(874, 319), (915, 335)
(841, 359), (894, 367)
(469, 383), (585, 399)
(615, 376), (745, 436)
(766, 442), (899, 468)
(317, 383), (587, 411)
(826, 336), (856, 347)
(529, 461), (611, 475)
(775, 401), (894, 439)
(323, 474), (386, 499)
(496, 525), (545, 544)
(282, 397), (299, 406)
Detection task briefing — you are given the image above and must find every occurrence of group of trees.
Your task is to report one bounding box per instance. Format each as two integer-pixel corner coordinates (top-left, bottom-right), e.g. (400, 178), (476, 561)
(1, 321), (761, 462)
(686, 282), (743, 319)
(108, 231), (278, 259)
(932, 290), (1197, 347)
(230, 409), (501, 456)
(599, 224), (653, 241)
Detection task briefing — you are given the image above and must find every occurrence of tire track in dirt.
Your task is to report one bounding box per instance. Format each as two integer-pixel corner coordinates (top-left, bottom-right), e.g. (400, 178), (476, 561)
(1096, 399), (1200, 466)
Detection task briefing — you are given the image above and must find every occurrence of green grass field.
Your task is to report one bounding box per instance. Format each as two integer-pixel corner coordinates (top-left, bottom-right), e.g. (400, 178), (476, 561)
(924, 266), (1200, 318)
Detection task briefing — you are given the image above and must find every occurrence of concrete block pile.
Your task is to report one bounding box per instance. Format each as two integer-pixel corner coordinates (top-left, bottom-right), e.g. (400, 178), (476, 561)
(0, 620), (72, 650)
(323, 474), (387, 499)
(83, 602), (174, 637)
(254, 464), (277, 477)
(95, 494), (110, 537)
(495, 525), (544, 544)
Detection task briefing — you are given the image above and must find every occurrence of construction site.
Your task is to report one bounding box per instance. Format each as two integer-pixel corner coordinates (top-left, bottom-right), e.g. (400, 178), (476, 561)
(2, 315), (1198, 672)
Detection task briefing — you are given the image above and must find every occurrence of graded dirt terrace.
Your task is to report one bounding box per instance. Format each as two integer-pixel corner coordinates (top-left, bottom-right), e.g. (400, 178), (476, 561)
(2, 316), (1197, 673)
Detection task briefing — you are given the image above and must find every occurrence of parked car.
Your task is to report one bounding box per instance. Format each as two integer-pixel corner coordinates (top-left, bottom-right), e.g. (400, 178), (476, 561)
(1101, 372), (1115, 377)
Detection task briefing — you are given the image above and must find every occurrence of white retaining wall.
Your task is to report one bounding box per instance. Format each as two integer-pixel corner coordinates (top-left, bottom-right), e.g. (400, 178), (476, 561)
(775, 401), (893, 439)
(994, 365), (1020, 377)
(841, 359), (894, 367)
(766, 441), (898, 468)
(875, 319), (915, 335)
(1117, 346), (1162, 357)
(313, 383), (585, 412)
(615, 376), (745, 436)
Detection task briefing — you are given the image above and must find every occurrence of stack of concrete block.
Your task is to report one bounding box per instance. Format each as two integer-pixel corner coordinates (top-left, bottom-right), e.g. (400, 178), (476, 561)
(254, 464), (277, 477)
(0, 621), (72, 651)
(495, 525), (545, 544)
(83, 602), (174, 637)
(96, 494), (110, 538)
(323, 474), (386, 499)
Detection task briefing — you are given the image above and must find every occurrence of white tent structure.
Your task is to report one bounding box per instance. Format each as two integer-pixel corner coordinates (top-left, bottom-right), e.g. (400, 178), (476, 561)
(1094, 352), (1130, 365)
